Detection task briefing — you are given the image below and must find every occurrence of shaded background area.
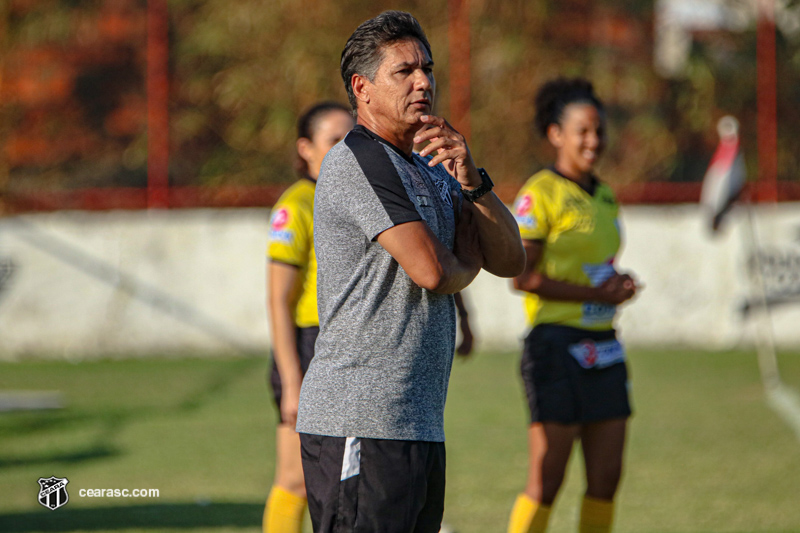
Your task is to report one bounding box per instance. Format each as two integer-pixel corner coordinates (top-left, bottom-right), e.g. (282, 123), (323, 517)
(2, 0), (800, 211)
(0, 503), (264, 532)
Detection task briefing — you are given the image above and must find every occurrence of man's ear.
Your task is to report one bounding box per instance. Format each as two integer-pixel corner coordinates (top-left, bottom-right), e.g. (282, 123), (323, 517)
(352, 73), (369, 104)
(546, 123), (563, 149)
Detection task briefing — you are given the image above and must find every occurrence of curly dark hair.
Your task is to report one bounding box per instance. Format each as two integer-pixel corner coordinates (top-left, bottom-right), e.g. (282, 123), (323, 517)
(340, 11), (432, 115)
(534, 77), (604, 137)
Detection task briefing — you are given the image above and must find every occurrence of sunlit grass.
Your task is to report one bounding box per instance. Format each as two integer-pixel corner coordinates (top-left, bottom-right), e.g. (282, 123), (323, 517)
(0, 350), (798, 532)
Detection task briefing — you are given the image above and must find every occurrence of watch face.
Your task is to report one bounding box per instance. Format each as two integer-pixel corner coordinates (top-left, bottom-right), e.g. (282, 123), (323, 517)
(478, 168), (493, 187)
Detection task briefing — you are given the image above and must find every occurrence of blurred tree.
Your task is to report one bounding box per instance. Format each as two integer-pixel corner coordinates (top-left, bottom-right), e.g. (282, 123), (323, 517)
(168, 0), (450, 186)
(0, 0), (798, 203)
(0, 0), (9, 215)
(2, 0), (147, 194)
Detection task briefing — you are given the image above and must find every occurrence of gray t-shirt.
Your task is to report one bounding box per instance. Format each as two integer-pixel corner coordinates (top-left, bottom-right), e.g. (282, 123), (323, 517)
(296, 125), (463, 442)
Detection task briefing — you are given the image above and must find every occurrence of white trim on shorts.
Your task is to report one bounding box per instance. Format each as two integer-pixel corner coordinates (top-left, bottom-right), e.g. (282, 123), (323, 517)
(340, 437), (361, 481)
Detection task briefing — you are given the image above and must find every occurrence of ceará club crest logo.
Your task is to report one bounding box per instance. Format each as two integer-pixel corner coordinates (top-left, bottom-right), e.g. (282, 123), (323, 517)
(38, 476), (69, 510)
(271, 208), (290, 230)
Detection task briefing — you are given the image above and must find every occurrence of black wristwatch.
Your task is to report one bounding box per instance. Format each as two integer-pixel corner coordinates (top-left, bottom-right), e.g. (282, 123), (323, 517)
(461, 167), (494, 202)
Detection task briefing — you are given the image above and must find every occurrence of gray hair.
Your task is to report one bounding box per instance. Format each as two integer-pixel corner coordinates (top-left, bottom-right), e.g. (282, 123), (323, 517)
(340, 11), (432, 115)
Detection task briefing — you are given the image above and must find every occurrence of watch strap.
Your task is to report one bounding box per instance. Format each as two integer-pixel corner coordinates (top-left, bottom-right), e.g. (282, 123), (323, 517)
(462, 167), (494, 202)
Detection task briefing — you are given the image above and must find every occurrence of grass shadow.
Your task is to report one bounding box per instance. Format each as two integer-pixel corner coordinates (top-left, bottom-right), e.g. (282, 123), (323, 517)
(0, 502), (262, 531)
(177, 357), (264, 413)
(0, 409), (129, 437)
(0, 357), (266, 471)
(0, 444), (120, 469)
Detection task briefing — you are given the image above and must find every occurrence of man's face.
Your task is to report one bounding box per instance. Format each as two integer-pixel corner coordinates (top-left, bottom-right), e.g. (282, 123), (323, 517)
(367, 38), (435, 129)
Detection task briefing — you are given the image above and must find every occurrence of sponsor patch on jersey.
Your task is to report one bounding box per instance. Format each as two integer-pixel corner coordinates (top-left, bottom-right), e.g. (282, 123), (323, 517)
(581, 301), (616, 325)
(515, 214), (537, 231)
(270, 207), (290, 230)
(568, 338), (626, 369)
(269, 229), (294, 244)
(582, 259), (616, 287)
(581, 259), (618, 325)
(515, 193), (533, 216)
(514, 194), (537, 230)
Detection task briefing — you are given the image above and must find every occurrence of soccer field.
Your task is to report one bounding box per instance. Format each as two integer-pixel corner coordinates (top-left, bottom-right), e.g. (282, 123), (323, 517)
(1, 349), (799, 533)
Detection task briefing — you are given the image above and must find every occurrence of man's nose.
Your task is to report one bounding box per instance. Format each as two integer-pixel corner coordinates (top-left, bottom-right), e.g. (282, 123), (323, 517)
(414, 70), (432, 91)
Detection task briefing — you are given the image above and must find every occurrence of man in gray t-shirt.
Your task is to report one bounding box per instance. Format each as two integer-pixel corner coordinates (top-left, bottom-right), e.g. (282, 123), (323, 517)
(296, 11), (525, 533)
(297, 125), (463, 443)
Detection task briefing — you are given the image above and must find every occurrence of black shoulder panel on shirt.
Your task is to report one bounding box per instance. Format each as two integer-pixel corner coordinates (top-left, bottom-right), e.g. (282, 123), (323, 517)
(345, 128), (422, 227)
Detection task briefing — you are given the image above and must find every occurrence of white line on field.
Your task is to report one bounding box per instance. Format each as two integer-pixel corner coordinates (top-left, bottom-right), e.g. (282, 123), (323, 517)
(766, 383), (800, 442)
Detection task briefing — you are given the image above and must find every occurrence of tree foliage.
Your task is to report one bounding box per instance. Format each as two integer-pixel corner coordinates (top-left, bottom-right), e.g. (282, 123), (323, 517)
(2, 0), (799, 198)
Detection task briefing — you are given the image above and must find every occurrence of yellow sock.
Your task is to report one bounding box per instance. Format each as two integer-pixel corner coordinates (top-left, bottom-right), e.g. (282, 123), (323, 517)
(263, 486), (306, 533)
(508, 493), (552, 533)
(578, 495), (614, 533)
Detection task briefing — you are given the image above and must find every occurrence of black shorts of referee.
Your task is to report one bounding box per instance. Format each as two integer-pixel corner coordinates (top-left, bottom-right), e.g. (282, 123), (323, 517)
(521, 324), (632, 424)
(300, 434), (446, 533)
(269, 326), (318, 424)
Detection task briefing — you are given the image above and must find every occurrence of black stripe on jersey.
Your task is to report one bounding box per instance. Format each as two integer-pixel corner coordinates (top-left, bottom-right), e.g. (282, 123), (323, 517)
(345, 126), (422, 228)
(352, 123), (414, 163)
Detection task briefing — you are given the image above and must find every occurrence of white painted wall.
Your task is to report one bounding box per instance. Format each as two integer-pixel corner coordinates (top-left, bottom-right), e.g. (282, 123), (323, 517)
(0, 204), (798, 360)
(616, 203), (800, 350)
(0, 210), (270, 360)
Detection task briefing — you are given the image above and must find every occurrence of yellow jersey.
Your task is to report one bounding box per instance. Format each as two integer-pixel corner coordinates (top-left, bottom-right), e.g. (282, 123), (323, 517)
(267, 178), (318, 328)
(513, 168), (621, 330)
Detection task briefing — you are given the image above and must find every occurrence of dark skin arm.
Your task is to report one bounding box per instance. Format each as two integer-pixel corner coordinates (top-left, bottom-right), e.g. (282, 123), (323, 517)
(513, 239), (638, 304)
(267, 261), (303, 426)
(454, 291), (474, 357)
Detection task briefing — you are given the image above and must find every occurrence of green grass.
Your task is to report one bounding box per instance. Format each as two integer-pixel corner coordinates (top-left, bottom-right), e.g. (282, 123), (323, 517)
(0, 350), (799, 533)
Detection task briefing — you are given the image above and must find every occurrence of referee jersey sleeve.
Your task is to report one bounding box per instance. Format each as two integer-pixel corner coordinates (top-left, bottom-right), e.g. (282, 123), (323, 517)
(267, 195), (311, 267)
(514, 179), (551, 241)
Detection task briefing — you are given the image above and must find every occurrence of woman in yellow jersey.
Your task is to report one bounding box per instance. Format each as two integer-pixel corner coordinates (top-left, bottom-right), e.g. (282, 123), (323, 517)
(264, 102), (354, 533)
(507, 78), (639, 533)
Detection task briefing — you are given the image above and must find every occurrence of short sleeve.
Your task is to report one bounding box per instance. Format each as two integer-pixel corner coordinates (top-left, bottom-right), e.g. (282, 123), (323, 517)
(513, 182), (549, 241)
(342, 130), (421, 241)
(267, 199), (311, 267)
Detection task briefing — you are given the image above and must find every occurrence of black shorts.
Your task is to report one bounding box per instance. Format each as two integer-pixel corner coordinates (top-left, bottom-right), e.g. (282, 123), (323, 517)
(521, 324), (632, 424)
(299, 434), (446, 533)
(269, 326), (319, 424)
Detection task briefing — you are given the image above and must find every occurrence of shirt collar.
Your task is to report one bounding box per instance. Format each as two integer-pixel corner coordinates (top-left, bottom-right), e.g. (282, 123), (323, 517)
(352, 125), (415, 163)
